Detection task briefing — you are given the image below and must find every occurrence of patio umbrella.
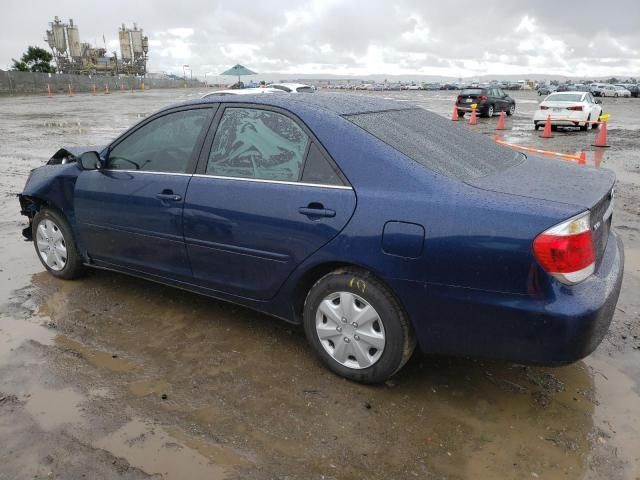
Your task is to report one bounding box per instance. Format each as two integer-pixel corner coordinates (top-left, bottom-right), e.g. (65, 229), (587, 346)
(220, 64), (257, 84)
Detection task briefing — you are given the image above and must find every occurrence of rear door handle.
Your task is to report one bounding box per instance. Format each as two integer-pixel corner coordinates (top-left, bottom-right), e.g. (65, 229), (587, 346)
(298, 206), (336, 218)
(155, 193), (182, 202)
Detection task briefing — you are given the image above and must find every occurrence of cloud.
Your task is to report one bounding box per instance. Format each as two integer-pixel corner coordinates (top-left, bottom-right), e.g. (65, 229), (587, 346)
(1, 0), (638, 78)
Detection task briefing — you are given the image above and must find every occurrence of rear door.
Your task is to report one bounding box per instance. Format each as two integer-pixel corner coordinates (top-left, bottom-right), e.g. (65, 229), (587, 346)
(75, 106), (214, 279)
(183, 105), (356, 300)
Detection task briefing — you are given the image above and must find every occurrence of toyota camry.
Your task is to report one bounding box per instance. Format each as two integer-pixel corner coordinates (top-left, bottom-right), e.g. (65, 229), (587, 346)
(18, 94), (624, 383)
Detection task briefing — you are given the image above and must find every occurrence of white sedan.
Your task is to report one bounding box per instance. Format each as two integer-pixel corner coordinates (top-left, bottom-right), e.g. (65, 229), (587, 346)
(533, 91), (603, 131)
(267, 83), (315, 93)
(614, 85), (632, 97)
(201, 87), (285, 98)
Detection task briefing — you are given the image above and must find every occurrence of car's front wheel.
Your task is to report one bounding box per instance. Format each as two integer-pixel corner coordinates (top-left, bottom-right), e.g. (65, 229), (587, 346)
(32, 208), (85, 280)
(303, 269), (415, 383)
(507, 104), (515, 116)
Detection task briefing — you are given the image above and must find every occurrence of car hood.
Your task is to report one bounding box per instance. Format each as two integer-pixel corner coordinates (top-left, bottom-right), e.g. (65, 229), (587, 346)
(466, 153), (615, 209)
(47, 145), (107, 165)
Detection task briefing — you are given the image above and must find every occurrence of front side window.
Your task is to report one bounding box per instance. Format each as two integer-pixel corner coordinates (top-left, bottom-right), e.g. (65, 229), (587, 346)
(108, 109), (210, 173)
(207, 108), (309, 181)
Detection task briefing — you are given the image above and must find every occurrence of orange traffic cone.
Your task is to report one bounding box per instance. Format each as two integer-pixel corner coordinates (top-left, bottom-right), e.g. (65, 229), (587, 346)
(593, 121), (609, 147)
(104, 83), (111, 95)
(67, 83), (73, 97)
(451, 105), (459, 121)
(541, 115), (553, 138)
(469, 108), (477, 126)
(47, 83), (52, 97)
(578, 151), (586, 165)
(496, 111), (506, 130)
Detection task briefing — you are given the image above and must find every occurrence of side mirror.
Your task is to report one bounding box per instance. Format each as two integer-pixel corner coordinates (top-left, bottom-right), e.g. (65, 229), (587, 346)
(78, 151), (104, 170)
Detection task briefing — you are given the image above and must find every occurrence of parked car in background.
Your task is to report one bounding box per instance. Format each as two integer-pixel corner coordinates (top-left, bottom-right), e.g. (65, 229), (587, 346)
(533, 91), (603, 131)
(590, 83), (607, 97)
(456, 87), (516, 117)
(599, 85), (621, 97)
(537, 85), (557, 95)
(613, 85), (631, 97)
(615, 84), (639, 98)
(268, 83), (315, 93)
(202, 88), (285, 98)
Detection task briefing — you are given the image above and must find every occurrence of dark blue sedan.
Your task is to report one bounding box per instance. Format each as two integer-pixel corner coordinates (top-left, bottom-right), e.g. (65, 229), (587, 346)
(18, 94), (624, 383)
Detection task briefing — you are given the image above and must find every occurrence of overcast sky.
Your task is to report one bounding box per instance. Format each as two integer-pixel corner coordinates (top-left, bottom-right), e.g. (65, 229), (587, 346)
(1, 0), (639, 79)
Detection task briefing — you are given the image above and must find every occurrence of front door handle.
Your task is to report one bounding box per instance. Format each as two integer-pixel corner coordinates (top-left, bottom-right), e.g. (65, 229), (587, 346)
(299, 205), (336, 218)
(155, 192), (182, 202)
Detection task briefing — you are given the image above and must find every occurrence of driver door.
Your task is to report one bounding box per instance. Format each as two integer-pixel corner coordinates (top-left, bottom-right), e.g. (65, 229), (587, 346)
(74, 106), (214, 280)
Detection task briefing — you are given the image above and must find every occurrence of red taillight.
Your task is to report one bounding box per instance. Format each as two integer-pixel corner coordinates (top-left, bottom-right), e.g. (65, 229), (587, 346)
(478, 95), (488, 101)
(532, 212), (595, 285)
(540, 105), (549, 110)
(566, 106), (583, 111)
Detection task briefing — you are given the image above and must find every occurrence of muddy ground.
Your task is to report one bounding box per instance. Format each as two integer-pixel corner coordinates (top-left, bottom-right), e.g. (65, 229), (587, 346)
(0, 88), (639, 480)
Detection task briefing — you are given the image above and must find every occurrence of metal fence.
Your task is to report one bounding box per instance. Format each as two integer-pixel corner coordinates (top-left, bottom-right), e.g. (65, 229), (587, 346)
(0, 70), (203, 96)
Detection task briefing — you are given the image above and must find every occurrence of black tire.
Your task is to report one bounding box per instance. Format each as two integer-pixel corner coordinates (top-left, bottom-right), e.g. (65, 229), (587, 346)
(534, 123), (540, 131)
(551, 125), (558, 132)
(32, 208), (85, 280)
(580, 115), (590, 132)
(457, 111), (465, 118)
(506, 103), (515, 116)
(484, 105), (494, 118)
(303, 268), (416, 384)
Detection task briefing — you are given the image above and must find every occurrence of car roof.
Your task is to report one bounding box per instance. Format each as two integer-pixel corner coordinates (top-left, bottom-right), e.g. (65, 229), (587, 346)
(544, 91), (587, 99)
(175, 92), (410, 116)
(202, 88), (284, 98)
(270, 83), (311, 89)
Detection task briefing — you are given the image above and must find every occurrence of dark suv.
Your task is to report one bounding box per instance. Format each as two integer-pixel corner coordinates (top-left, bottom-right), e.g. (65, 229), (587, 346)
(456, 87), (516, 118)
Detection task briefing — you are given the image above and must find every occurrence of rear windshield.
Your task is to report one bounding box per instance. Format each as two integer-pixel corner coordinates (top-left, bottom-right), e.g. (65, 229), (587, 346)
(546, 94), (583, 102)
(460, 89), (483, 95)
(346, 108), (523, 180)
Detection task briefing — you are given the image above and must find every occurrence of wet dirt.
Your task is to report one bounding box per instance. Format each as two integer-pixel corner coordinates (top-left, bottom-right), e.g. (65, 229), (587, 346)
(0, 89), (639, 479)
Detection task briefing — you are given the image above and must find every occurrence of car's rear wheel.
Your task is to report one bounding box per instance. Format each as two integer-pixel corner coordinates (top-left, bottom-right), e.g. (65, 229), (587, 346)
(485, 105), (494, 118)
(534, 122), (540, 130)
(507, 104), (515, 116)
(457, 111), (465, 118)
(32, 208), (85, 280)
(303, 269), (415, 384)
(580, 114), (590, 131)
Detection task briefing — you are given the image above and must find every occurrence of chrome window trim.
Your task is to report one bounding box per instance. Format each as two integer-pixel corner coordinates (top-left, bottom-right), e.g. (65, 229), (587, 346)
(94, 169), (353, 190)
(97, 169), (192, 177)
(192, 174), (353, 190)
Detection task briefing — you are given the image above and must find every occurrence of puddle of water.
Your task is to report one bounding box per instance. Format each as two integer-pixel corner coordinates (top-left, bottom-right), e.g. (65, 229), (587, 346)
(0, 316), (54, 367)
(588, 353), (640, 479)
(128, 378), (170, 397)
(24, 385), (84, 430)
(55, 335), (135, 372)
(94, 418), (244, 479)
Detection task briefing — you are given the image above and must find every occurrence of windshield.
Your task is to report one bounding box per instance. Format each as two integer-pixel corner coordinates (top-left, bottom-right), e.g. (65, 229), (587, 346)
(346, 108), (523, 180)
(546, 94), (583, 102)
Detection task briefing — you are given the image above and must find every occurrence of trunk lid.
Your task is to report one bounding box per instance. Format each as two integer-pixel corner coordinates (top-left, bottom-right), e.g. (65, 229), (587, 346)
(467, 154), (615, 264)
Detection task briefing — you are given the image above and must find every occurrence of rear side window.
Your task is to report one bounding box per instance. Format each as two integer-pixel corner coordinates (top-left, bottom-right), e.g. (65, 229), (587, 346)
(301, 143), (345, 186)
(296, 86), (314, 93)
(207, 107), (309, 181)
(346, 108), (523, 180)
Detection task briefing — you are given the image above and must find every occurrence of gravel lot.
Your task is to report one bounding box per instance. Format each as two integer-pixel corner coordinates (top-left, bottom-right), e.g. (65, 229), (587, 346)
(0, 88), (639, 480)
